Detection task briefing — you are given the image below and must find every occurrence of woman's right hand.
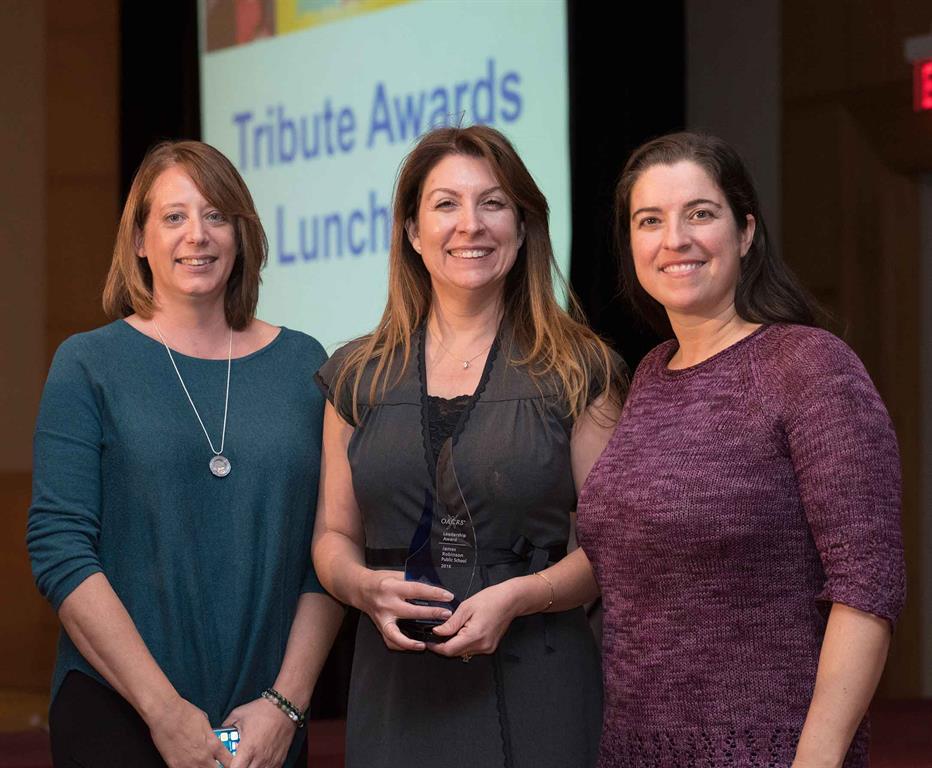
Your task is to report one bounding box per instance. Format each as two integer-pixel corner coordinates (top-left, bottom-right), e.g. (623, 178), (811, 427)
(147, 695), (232, 767)
(360, 570), (454, 651)
(314, 405), (452, 651)
(55, 575), (232, 767)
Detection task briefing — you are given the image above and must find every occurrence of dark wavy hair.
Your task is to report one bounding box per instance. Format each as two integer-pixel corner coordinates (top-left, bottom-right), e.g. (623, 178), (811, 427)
(614, 131), (822, 334)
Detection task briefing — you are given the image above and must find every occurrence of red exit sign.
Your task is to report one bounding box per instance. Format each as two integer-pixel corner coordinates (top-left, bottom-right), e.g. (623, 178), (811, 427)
(915, 59), (932, 112)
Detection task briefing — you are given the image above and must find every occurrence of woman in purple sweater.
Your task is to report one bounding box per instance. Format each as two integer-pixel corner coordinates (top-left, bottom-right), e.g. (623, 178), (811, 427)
(576, 132), (905, 768)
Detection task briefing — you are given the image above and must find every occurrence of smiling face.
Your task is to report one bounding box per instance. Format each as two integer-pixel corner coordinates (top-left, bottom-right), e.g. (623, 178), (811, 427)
(629, 160), (755, 323)
(136, 165), (237, 310)
(405, 153), (525, 302)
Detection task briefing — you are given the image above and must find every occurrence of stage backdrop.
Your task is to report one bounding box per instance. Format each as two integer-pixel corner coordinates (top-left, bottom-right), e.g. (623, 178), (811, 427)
(199, 0), (570, 350)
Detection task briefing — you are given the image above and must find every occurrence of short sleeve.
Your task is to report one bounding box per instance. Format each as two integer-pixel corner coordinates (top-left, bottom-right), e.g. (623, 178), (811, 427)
(586, 347), (630, 409)
(300, 565), (326, 595)
(775, 330), (905, 625)
(26, 337), (105, 610)
(313, 339), (366, 426)
(313, 353), (341, 407)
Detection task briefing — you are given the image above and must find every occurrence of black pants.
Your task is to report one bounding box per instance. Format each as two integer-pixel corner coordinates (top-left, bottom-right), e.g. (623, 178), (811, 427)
(49, 671), (308, 767)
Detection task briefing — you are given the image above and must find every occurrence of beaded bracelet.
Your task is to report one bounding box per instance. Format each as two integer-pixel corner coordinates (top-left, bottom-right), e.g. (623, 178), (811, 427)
(261, 687), (306, 728)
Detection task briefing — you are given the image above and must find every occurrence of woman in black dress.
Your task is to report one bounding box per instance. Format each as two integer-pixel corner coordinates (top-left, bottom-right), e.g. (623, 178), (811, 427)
(312, 125), (625, 767)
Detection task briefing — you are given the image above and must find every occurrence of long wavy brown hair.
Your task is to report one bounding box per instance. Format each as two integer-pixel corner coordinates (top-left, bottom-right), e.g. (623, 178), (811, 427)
(614, 131), (824, 335)
(332, 125), (625, 423)
(103, 140), (267, 330)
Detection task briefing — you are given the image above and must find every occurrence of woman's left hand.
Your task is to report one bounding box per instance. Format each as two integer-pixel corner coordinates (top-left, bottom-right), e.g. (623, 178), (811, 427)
(223, 697), (296, 768)
(428, 581), (521, 658)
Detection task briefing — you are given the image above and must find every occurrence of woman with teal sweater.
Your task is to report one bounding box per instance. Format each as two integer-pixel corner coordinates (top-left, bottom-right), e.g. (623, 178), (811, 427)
(26, 141), (343, 768)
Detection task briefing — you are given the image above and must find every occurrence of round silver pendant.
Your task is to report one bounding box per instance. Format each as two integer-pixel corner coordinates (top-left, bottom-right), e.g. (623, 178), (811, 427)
(209, 455), (231, 478)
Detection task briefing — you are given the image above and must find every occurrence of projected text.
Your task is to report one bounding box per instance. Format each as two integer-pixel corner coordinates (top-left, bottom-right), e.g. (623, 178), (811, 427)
(275, 190), (391, 263)
(232, 59), (522, 172)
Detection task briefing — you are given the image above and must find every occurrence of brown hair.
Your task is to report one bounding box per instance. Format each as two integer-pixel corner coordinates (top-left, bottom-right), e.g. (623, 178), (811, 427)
(333, 125), (625, 422)
(103, 140), (267, 330)
(614, 131), (823, 334)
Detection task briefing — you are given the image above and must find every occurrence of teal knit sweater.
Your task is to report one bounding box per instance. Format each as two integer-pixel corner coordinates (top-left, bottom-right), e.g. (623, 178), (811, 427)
(27, 320), (327, 738)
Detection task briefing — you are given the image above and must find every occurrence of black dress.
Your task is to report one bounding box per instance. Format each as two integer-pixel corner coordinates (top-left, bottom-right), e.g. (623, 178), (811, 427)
(316, 326), (602, 768)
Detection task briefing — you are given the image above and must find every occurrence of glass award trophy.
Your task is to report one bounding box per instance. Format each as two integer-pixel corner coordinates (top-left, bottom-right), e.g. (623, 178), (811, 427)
(397, 437), (478, 643)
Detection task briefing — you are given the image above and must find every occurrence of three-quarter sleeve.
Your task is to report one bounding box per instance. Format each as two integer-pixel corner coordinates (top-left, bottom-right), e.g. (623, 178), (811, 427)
(26, 338), (105, 611)
(779, 332), (906, 625)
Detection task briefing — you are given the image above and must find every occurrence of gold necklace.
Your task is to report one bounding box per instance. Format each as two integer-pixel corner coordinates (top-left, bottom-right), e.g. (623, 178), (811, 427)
(429, 328), (493, 370)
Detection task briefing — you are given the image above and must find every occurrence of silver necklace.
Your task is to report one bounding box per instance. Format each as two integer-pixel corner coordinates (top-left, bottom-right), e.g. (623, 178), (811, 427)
(153, 321), (233, 478)
(429, 328), (493, 370)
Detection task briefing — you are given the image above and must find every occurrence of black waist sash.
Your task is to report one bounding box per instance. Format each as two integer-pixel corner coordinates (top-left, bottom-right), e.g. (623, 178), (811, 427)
(365, 535), (568, 657)
(365, 535), (566, 573)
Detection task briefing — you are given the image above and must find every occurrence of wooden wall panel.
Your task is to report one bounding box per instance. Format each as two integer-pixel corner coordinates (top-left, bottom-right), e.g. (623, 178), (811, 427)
(0, 0), (120, 701)
(45, 0), (118, 357)
(782, 2), (848, 101)
(0, 473), (57, 693)
(784, 2), (931, 97)
(782, 105), (847, 304)
(783, 0), (928, 695)
(45, 176), (119, 352)
(0, 2), (46, 473)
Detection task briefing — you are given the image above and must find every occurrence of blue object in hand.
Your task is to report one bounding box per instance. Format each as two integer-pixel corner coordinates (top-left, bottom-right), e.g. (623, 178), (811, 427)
(214, 727), (240, 763)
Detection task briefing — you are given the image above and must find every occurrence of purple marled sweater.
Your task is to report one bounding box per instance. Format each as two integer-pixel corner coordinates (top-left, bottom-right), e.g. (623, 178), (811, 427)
(576, 324), (905, 768)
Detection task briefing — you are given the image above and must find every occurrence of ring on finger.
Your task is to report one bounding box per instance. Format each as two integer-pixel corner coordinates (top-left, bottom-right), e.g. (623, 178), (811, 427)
(461, 653), (472, 663)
